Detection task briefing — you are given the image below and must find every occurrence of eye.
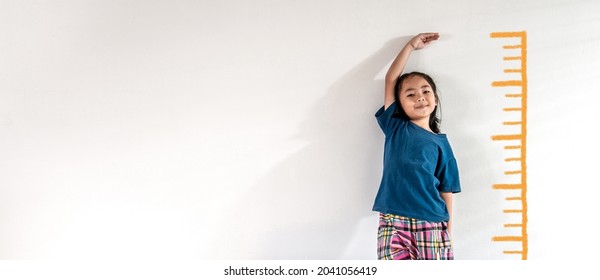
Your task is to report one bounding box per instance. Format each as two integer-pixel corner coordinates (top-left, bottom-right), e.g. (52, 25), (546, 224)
(407, 93), (415, 97)
(423, 90), (431, 94)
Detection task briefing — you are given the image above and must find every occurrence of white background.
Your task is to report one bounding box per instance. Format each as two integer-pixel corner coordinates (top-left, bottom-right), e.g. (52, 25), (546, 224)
(1, 0), (599, 263)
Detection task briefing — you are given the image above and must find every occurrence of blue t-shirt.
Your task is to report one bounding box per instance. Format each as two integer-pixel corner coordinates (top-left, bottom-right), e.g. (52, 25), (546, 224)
(373, 102), (461, 222)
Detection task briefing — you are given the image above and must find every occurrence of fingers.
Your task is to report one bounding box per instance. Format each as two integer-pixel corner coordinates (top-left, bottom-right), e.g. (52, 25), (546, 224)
(420, 32), (440, 43)
(420, 32), (440, 38)
(408, 32), (440, 50)
(416, 33), (439, 48)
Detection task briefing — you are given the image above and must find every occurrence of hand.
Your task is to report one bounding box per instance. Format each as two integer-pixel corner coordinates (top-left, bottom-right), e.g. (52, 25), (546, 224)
(408, 33), (440, 50)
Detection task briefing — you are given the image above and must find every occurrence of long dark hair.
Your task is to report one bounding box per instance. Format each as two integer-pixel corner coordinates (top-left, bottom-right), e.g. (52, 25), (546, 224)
(392, 71), (442, 133)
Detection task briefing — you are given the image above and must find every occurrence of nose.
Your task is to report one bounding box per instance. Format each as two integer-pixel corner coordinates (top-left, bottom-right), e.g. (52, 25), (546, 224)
(417, 96), (425, 102)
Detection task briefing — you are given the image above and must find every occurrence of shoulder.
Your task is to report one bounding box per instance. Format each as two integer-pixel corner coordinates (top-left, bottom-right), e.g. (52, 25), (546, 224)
(376, 102), (399, 118)
(434, 135), (457, 158)
(376, 102), (407, 135)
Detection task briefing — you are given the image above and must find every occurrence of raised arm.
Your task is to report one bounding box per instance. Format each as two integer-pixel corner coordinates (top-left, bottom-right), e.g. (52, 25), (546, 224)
(384, 33), (440, 109)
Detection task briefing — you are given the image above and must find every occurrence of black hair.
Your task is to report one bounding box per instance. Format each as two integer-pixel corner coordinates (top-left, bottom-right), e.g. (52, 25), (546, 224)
(392, 71), (442, 133)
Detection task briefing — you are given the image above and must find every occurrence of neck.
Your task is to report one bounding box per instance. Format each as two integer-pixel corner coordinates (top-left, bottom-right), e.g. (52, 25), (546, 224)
(410, 119), (433, 133)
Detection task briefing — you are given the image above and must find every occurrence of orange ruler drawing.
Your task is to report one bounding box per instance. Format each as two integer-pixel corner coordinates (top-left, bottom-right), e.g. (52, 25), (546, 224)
(490, 31), (528, 260)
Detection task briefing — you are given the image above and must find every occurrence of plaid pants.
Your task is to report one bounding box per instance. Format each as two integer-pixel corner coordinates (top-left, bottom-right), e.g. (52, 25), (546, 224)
(377, 213), (454, 260)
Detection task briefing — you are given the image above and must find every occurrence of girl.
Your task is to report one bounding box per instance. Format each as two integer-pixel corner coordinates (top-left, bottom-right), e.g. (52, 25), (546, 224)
(374, 33), (461, 260)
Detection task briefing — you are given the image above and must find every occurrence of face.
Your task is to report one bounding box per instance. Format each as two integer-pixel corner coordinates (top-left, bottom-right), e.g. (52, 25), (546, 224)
(399, 75), (438, 123)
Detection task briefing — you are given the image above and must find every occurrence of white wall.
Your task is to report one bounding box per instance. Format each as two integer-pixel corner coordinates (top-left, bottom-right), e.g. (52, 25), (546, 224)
(1, 0), (599, 260)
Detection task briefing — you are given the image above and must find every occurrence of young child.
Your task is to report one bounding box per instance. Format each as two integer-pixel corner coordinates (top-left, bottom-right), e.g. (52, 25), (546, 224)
(374, 33), (461, 260)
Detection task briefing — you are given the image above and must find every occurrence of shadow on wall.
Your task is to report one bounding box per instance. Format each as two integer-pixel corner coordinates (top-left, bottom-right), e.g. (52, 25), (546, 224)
(216, 37), (415, 259)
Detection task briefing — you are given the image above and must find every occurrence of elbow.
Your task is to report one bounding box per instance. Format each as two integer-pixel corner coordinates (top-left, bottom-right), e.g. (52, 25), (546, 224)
(385, 72), (397, 82)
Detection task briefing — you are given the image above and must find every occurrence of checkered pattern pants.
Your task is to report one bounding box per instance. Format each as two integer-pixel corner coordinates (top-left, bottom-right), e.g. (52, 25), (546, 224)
(377, 213), (454, 260)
